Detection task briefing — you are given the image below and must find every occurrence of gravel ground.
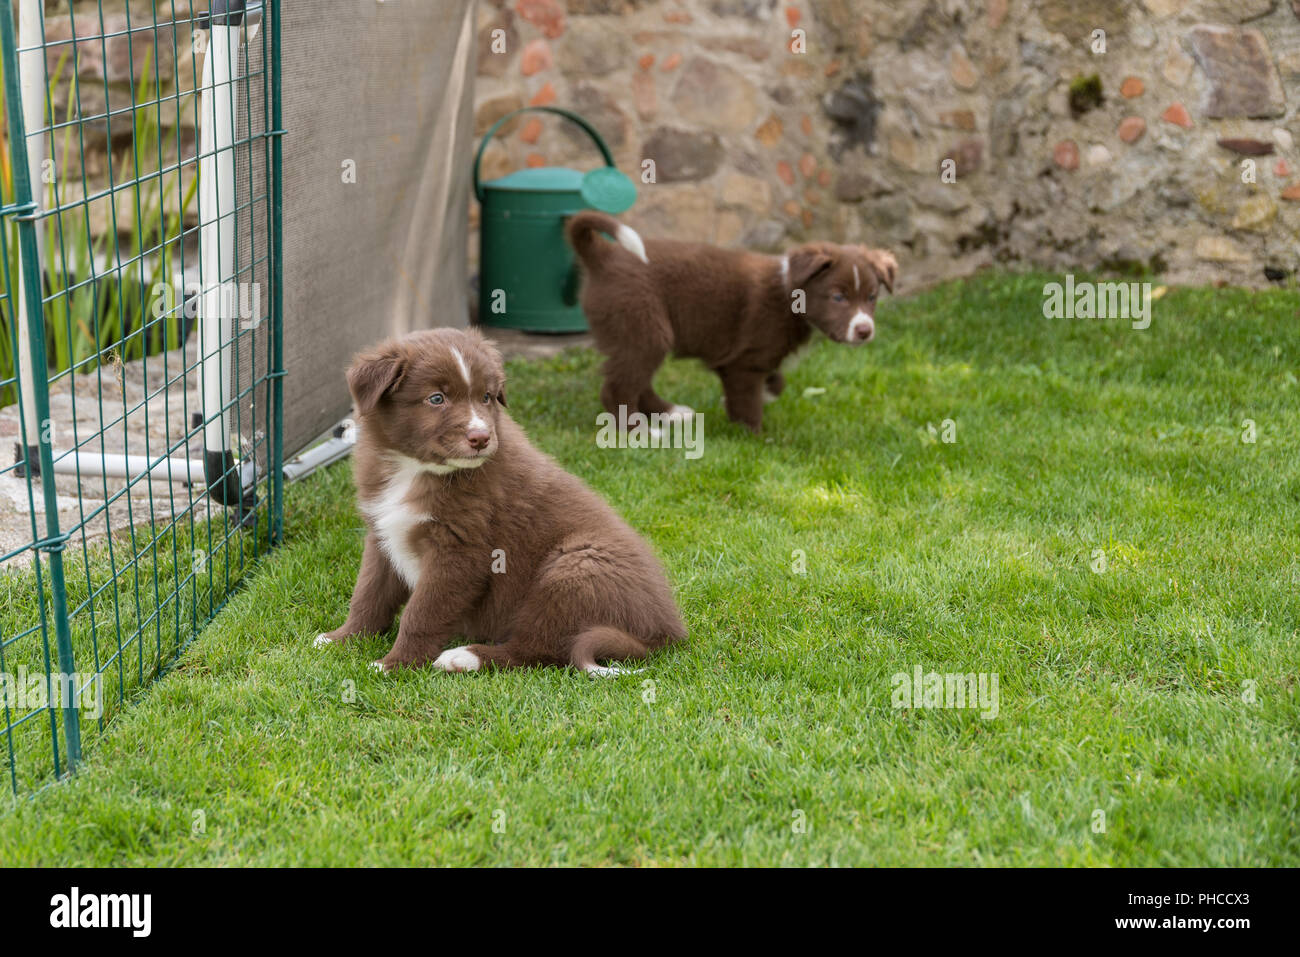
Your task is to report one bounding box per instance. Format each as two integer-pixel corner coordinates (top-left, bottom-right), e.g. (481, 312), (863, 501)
(0, 339), (207, 574)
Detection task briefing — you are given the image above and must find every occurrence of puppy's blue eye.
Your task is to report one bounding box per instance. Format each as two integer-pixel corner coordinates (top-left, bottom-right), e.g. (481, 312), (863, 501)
(427, 393), (445, 406)
(832, 292), (847, 302)
(483, 391), (492, 404)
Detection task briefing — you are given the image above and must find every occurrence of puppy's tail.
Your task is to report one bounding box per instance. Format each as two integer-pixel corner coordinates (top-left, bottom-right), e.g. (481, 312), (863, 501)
(569, 625), (652, 677)
(566, 211), (649, 269)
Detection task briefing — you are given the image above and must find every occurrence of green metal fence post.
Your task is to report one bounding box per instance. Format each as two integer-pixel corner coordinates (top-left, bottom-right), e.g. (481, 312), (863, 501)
(0, 0), (81, 770)
(269, 0), (285, 545)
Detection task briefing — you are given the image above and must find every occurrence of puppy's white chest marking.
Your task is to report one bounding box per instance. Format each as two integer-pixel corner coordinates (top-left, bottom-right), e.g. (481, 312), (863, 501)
(361, 455), (447, 588)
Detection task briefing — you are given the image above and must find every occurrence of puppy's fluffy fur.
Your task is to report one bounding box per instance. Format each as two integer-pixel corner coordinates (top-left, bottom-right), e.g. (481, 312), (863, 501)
(568, 211), (899, 432)
(316, 327), (685, 674)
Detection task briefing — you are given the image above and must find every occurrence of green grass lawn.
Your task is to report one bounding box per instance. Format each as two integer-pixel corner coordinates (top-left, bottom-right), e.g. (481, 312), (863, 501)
(1, 272), (1297, 865)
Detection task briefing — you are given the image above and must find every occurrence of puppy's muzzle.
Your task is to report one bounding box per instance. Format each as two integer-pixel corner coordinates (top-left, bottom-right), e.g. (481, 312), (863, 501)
(466, 426), (491, 451)
(847, 312), (875, 343)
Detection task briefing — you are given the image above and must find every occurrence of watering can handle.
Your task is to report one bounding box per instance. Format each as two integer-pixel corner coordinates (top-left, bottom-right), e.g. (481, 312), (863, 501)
(472, 106), (618, 202)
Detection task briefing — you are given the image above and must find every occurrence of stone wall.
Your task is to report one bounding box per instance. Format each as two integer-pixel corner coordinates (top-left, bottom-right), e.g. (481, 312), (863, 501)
(472, 0), (1300, 289)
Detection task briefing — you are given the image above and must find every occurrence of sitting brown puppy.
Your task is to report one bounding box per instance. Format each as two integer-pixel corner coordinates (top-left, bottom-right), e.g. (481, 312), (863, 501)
(567, 211), (898, 432)
(315, 327), (685, 674)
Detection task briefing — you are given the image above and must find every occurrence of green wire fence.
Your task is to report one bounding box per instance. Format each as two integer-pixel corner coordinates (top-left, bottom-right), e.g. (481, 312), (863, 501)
(0, 0), (283, 798)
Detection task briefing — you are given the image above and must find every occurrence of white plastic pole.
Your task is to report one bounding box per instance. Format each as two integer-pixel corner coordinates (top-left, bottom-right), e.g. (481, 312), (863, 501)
(198, 21), (237, 457)
(15, 0), (45, 452)
(197, 11), (241, 502)
(46, 450), (204, 484)
(43, 450), (255, 492)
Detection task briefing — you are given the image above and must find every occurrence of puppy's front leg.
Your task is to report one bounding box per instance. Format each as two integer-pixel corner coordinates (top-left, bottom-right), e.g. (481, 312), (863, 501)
(315, 534), (410, 647)
(719, 365), (767, 433)
(378, 552), (488, 671)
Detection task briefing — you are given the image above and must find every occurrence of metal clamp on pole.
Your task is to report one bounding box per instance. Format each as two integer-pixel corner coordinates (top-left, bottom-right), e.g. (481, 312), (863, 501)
(202, 0), (248, 28)
(0, 199), (38, 219)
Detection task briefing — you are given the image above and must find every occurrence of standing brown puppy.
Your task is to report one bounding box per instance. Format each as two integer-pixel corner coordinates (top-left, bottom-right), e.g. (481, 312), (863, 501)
(315, 327), (685, 674)
(567, 211), (899, 433)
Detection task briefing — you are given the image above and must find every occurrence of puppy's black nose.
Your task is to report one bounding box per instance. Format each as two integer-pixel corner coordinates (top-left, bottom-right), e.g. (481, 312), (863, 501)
(854, 323), (875, 342)
(466, 427), (490, 451)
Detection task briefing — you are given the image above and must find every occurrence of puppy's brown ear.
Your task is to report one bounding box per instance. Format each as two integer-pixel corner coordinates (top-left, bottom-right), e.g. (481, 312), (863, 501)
(787, 244), (834, 288)
(347, 347), (405, 415)
(495, 385), (507, 408)
(862, 247), (899, 294)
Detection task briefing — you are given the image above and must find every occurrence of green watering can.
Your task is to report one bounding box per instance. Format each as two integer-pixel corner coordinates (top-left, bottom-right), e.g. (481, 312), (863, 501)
(473, 107), (637, 333)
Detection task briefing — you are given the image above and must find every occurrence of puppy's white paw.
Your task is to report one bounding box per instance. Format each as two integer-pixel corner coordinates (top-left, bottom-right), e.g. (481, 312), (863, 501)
(369, 660), (388, 674)
(313, 633), (335, 649)
(433, 646), (482, 673)
(584, 663), (645, 678)
(663, 404), (694, 422)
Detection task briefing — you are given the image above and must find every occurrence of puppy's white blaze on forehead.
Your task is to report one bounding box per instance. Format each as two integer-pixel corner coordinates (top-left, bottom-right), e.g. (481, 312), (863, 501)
(780, 255), (790, 284)
(361, 453), (447, 588)
(450, 347), (472, 388)
(468, 411), (487, 430)
(616, 224), (649, 264)
(434, 646), (482, 672)
(846, 310), (874, 341)
(853, 265), (860, 291)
